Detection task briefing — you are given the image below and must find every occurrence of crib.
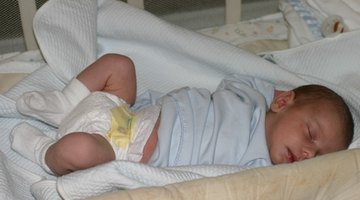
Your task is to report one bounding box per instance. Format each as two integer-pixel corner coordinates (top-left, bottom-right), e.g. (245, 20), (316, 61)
(1, 0), (360, 199)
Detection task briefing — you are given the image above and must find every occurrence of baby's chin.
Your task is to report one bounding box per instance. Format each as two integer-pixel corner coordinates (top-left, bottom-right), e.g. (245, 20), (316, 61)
(269, 154), (287, 165)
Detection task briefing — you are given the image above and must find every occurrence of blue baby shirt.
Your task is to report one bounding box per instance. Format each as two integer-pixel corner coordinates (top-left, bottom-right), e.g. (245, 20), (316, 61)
(147, 74), (275, 168)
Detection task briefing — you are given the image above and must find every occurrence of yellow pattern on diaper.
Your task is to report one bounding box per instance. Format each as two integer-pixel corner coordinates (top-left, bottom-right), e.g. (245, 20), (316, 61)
(107, 105), (136, 148)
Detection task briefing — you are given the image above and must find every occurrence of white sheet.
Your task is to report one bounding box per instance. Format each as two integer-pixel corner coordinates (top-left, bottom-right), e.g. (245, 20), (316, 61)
(0, 0), (360, 199)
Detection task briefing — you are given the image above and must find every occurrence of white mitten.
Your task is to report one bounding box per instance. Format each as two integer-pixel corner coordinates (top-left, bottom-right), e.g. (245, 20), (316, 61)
(16, 78), (90, 126)
(10, 122), (55, 174)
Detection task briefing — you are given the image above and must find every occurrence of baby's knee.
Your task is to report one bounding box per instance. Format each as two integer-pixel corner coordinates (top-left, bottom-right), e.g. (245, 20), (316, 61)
(100, 53), (134, 69)
(46, 132), (115, 175)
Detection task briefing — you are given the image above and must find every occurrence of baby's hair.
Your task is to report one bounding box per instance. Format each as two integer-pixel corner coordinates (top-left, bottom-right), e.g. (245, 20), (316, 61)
(292, 84), (354, 147)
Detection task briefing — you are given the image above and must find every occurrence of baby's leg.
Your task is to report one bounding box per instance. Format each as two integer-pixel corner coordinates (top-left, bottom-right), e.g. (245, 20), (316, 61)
(16, 53), (137, 126)
(45, 132), (115, 176)
(16, 78), (90, 126)
(10, 122), (55, 174)
(77, 53), (137, 104)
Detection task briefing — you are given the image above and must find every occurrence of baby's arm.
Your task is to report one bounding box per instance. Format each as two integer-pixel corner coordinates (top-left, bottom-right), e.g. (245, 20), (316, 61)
(77, 53), (137, 105)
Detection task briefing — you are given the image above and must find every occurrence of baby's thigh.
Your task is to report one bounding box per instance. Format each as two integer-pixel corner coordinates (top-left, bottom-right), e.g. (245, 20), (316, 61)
(46, 132), (115, 175)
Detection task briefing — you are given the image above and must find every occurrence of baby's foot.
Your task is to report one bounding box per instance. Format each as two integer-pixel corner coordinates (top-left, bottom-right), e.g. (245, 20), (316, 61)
(10, 122), (55, 174)
(16, 78), (90, 126)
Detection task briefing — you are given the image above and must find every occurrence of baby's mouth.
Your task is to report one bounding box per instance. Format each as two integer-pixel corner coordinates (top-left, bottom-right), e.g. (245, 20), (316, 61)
(287, 148), (296, 163)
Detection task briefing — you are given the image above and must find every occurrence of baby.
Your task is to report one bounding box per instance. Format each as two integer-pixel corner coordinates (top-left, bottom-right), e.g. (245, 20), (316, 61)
(11, 53), (354, 176)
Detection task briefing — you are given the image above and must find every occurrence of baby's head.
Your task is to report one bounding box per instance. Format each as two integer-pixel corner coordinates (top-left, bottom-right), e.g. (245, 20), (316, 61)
(265, 84), (354, 164)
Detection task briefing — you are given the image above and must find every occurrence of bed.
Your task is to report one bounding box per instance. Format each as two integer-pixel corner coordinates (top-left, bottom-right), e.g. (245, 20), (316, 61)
(1, 0), (360, 199)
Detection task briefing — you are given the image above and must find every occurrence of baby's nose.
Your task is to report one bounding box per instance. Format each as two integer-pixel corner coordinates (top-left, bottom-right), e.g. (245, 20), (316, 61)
(302, 147), (317, 160)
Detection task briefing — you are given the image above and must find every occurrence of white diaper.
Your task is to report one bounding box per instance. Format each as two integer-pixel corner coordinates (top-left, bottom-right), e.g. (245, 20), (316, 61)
(58, 92), (160, 162)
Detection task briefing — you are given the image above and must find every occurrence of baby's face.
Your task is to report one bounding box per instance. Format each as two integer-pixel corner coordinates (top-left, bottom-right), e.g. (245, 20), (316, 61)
(265, 101), (347, 164)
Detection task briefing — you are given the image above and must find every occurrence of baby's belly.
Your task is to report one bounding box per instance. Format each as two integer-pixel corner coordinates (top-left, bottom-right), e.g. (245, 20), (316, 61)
(140, 115), (160, 163)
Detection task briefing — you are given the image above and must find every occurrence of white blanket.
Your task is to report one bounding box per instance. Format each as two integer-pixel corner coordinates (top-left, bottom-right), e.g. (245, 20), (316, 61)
(1, 0), (360, 199)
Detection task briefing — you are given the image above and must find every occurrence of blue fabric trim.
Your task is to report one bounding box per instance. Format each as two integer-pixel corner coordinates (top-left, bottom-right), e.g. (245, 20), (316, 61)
(287, 0), (323, 40)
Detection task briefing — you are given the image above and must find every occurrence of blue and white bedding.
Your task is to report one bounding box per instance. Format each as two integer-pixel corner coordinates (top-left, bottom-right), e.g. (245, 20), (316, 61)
(0, 0), (360, 199)
(280, 0), (360, 47)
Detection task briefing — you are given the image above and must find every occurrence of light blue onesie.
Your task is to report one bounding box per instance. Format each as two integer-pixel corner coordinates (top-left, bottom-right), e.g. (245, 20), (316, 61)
(137, 74), (275, 168)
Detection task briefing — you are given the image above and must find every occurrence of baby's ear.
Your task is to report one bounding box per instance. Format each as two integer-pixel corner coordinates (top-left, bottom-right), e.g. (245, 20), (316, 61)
(270, 91), (295, 112)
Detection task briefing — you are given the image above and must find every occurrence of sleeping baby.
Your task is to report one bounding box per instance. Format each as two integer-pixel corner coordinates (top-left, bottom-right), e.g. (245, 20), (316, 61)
(10, 53), (354, 176)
